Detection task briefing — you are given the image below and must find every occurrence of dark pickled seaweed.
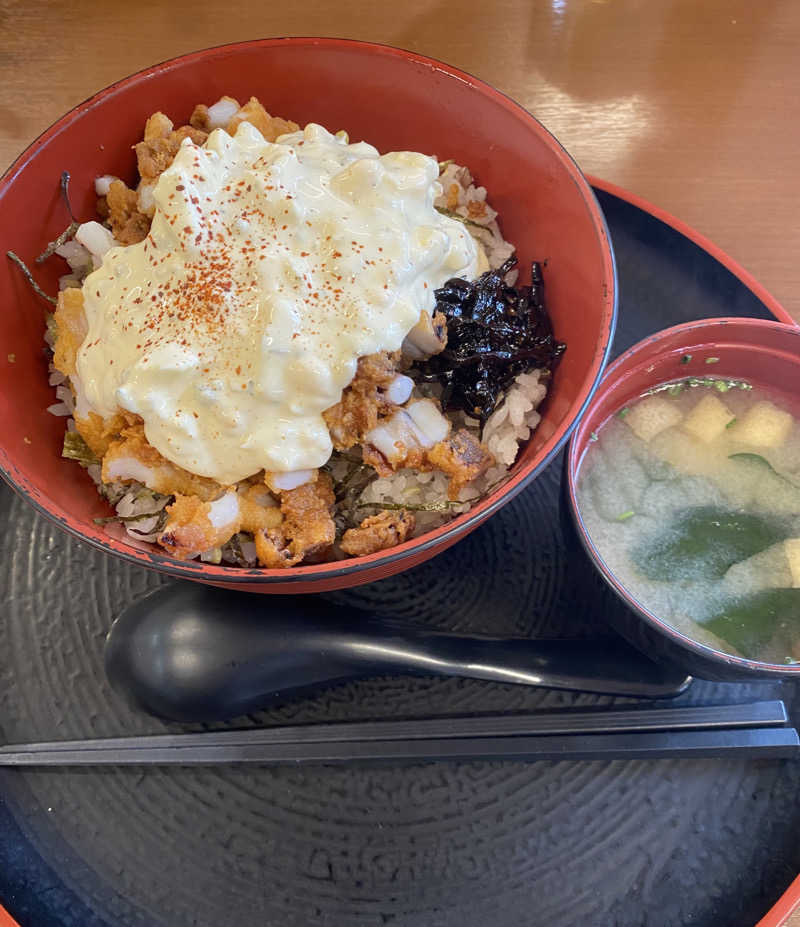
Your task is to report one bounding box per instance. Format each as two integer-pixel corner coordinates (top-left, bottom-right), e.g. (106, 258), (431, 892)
(416, 256), (565, 425)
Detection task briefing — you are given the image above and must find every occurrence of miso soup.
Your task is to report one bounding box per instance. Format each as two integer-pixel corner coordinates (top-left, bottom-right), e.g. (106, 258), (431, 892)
(576, 377), (800, 663)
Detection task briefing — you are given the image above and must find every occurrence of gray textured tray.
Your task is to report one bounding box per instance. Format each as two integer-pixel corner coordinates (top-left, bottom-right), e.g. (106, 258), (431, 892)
(0, 187), (798, 927)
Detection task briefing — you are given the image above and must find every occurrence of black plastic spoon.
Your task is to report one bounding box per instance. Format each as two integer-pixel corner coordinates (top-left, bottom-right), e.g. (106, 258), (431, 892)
(104, 582), (692, 721)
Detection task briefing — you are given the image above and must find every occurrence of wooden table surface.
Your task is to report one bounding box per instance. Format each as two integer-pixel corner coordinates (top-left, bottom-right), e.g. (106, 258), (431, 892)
(0, 0), (798, 320)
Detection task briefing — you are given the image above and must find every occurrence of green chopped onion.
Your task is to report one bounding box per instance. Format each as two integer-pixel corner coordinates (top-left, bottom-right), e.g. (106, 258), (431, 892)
(705, 356), (720, 365)
(680, 354), (692, 365)
(616, 510), (635, 522)
(714, 380), (730, 392)
(617, 407), (630, 419)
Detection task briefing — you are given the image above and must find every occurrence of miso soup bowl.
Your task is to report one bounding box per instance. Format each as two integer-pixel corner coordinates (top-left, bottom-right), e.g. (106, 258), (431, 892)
(0, 38), (616, 594)
(566, 316), (800, 680)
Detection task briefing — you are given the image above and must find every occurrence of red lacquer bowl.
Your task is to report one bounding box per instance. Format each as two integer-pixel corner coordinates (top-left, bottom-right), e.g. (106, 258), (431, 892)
(0, 38), (616, 593)
(566, 317), (800, 679)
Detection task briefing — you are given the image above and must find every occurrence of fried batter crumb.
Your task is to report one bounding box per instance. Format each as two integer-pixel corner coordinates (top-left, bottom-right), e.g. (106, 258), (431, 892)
(134, 123), (208, 181)
(426, 429), (494, 500)
(254, 472), (335, 568)
(143, 111), (174, 141)
(323, 351), (400, 450)
(102, 422), (226, 501)
(158, 493), (238, 560)
(105, 180), (150, 245)
(340, 509), (416, 557)
(226, 97), (299, 142)
(52, 287), (87, 377)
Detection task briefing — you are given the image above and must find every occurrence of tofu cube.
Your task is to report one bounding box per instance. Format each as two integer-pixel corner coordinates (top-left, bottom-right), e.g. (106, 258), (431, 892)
(623, 396), (683, 442)
(682, 393), (735, 443)
(785, 538), (800, 588)
(728, 401), (793, 448)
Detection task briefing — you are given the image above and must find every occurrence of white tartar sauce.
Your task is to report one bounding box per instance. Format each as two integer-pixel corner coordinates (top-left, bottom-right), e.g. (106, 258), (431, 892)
(76, 122), (485, 483)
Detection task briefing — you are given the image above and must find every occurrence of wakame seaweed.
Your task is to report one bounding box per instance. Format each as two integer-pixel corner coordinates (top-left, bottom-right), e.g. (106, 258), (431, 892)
(704, 588), (800, 660)
(415, 256), (565, 425)
(632, 506), (788, 582)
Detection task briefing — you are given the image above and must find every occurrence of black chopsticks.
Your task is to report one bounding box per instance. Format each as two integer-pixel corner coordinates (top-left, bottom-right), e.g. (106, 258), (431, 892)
(1, 701), (796, 766)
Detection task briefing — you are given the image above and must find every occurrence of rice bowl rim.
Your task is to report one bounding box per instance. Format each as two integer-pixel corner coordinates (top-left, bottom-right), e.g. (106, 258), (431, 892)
(0, 36), (618, 584)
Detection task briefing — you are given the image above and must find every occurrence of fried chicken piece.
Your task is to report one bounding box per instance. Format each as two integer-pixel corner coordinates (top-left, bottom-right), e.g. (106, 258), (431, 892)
(143, 111), (174, 141)
(134, 122), (208, 181)
(52, 287), (87, 377)
(361, 398), (450, 476)
(225, 97), (299, 142)
(157, 481), (282, 561)
(189, 104), (212, 132)
(363, 416), (493, 499)
(189, 96), (240, 131)
(190, 95), (298, 139)
(323, 352), (400, 450)
(254, 472), (336, 568)
(158, 491), (241, 560)
(238, 483), (283, 535)
(340, 509), (416, 557)
(105, 180), (150, 245)
(101, 422), (226, 501)
(360, 443), (429, 479)
(426, 429), (494, 500)
(75, 410), (129, 459)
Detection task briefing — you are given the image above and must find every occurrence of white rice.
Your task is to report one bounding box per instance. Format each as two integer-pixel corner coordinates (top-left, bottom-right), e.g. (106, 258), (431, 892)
(483, 370), (548, 467)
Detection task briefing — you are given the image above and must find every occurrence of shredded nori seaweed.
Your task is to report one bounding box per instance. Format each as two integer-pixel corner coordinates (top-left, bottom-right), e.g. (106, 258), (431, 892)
(415, 256), (565, 425)
(324, 453), (378, 534)
(7, 172), (81, 303)
(94, 508), (169, 529)
(6, 251), (57, 305)
(221, 532), (257, 567)
(36, 220), (79, 265)
(62, 431), (99, 467)
(356, 500), (460, 513)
